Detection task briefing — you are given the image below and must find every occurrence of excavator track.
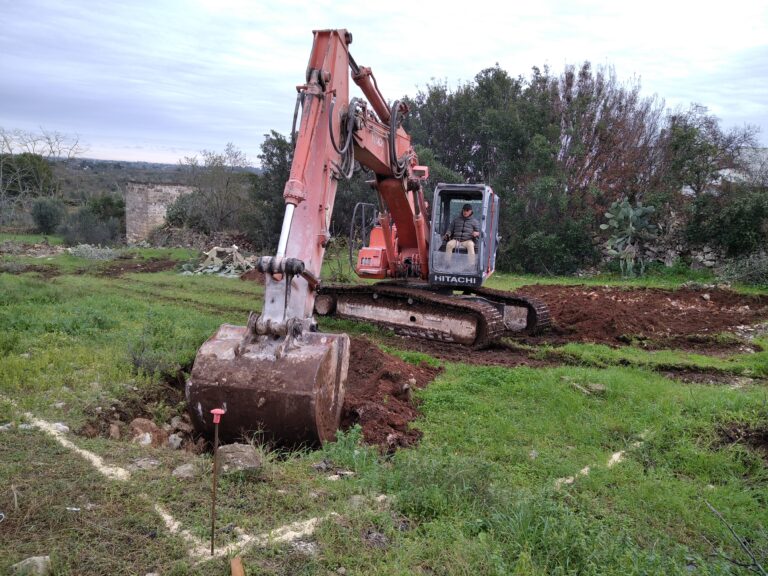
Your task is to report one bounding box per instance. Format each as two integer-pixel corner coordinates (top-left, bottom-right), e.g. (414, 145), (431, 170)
(315, 283), (505, 349)
(470, 286), (552, 335)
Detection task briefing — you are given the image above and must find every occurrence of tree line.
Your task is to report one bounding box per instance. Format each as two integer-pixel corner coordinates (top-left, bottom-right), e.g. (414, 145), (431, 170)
(233, 62), (765, 274)
(3, 61), (766, 277)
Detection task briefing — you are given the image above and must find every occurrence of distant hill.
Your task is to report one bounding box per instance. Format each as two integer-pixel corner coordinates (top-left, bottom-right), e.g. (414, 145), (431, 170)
(51, 157), (262, 200)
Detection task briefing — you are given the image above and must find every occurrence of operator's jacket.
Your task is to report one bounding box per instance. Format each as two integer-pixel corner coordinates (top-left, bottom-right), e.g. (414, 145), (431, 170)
(446, 215), (480, 242)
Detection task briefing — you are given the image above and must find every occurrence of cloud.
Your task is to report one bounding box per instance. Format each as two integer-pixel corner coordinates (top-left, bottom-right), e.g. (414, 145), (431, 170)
(1, 0), (766, 164)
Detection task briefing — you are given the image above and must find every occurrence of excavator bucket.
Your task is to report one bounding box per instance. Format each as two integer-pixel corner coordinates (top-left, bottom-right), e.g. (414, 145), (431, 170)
(186, 324), (349, 446)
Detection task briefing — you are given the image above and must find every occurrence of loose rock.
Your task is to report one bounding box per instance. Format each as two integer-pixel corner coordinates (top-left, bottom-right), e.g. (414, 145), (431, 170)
(11, 556), (52, 575)
(172, 463), (197, 479)
(168, 433), (183, 450)
(218, 443), (262, 473)
(170, 415), (193, 434)
(131, 458), (161, 470)
(128, 418), (168, 447)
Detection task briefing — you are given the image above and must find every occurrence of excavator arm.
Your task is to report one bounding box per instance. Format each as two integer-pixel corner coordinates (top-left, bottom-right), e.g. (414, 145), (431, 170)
(187, 29), (428, 445)
(261, 28), (430, 331)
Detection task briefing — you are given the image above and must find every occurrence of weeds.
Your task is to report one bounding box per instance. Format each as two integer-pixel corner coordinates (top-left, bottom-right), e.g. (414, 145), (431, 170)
(67, 244), (119, 260)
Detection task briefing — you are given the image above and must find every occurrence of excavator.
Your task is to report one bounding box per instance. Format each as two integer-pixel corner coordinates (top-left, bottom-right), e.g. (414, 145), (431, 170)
(186, 29), (549, 445)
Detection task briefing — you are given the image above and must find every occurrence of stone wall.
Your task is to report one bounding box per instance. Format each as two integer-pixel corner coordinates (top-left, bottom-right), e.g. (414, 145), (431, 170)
(125, 182), (193, 244)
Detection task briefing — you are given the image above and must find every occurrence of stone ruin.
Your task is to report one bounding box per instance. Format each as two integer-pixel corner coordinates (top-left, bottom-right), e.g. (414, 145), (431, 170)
(125, 182), (193, 244)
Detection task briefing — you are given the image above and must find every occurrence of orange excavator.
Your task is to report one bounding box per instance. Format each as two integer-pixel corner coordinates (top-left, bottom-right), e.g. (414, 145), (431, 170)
(186, 29), (549, 445)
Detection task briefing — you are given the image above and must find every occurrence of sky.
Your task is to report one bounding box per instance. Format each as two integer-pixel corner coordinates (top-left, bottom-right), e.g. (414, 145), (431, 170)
(2, 0), (767, 165)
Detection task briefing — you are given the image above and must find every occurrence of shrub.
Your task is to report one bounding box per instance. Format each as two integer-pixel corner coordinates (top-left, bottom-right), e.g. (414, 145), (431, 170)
(687, 187), (768, 256)
(164, 191), (211, 234)
(87, 195), (125, 227)
(67, 244), (118, 260)
(57, 207), (122, 246)
(31, 197), (65, 234)
(500, 222), (597, 275)
(719, 251), (768, 287)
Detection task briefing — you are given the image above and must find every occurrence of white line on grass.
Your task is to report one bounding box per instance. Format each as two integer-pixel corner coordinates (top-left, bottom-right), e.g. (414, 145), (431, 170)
(554, 441), (643, 489)
(1, 399), (330, 562)
(26, 414), (131, 481)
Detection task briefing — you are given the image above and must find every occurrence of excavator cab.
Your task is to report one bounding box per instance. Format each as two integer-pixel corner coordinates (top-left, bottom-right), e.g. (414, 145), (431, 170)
(428, 184), (499, 289)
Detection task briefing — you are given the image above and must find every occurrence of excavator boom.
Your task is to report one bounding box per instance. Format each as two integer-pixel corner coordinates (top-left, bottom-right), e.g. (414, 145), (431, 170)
(187, 29), (549, 445)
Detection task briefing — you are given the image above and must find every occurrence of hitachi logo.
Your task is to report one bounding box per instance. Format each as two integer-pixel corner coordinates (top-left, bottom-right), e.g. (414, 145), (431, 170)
(432, 274), (478, 285)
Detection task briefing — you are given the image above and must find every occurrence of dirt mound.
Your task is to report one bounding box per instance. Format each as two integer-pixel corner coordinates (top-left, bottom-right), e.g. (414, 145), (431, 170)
(342, 337), (442, 451)
(0, 262), (60, 278)
(96, 258), (179, 277)
(240, 269), (266, 284)
(514, 284), (768, 347)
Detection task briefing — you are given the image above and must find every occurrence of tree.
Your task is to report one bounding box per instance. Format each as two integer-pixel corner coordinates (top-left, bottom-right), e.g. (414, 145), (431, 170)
(662, 104), (758, 196)
(0, 127), (83, 226)
(179, 143), (251, 233)
(243, 131), (293, 250)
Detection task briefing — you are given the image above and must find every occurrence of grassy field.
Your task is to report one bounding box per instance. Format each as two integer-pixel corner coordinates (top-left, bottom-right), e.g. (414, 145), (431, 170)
(1, 235), (767, 575)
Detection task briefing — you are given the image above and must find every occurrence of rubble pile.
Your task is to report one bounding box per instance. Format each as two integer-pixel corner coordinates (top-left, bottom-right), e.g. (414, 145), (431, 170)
(181, 245), (257, 278)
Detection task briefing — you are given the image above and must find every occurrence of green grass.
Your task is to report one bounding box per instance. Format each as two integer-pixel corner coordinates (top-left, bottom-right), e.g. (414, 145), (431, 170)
(0, 232), (64, 244)
(538, 339), (768, 377)
(485, 268), (768, 295)
(1, 244), (767, 574)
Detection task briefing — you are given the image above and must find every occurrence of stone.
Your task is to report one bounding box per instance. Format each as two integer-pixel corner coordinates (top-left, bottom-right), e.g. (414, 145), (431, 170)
(168, 433), (183, 450)
(362, 528), (389, 549)
(586, 383), (607, 395)
(126, 183), (194, 244)
(134, 432), (152, 446)
(11, 556), (52, 575)
(0, 423), (13, 432)
(218, 443), (262, 473)
(292, 541), (319, 556)
(170, 415), (193, 434)
(702, 293), (711, 301)
(131, 458), (160, 470)
(128, 418), (168, 447)
(53, 402), (66, 409)
(312, 459), (333, 472)
(52, 423), (70, 434)
(172, 463), (197, 479)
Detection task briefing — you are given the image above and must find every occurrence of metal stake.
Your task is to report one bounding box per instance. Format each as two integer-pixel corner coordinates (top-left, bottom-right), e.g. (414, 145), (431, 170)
(210, 408), (225, 556)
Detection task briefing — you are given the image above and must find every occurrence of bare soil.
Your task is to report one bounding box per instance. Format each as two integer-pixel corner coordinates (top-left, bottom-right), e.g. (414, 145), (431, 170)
(342, 337), (442, 451)
(513, 284), (768, 350)
(240, 269), (266, 284)
(717, 422), (768, 464)
(95, 258), (179, 277)
(0, 263), (61, 278)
